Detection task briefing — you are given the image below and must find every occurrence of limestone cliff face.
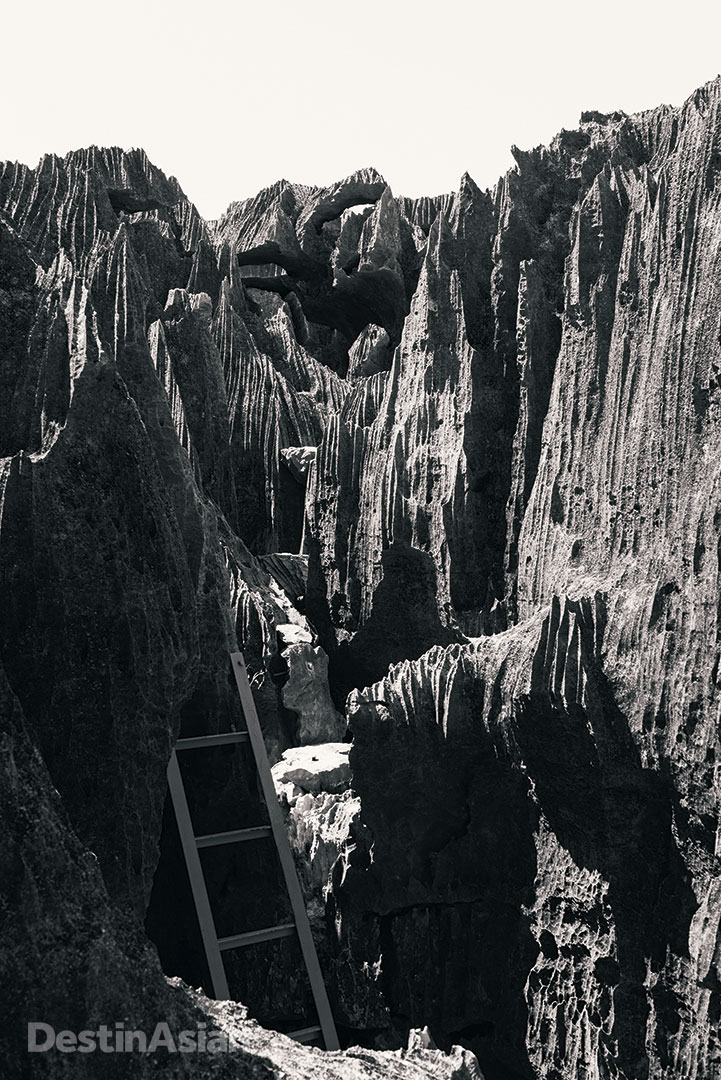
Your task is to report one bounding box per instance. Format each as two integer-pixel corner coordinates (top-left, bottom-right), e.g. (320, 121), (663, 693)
(1, 649), (481, 1080)
(1, 79), (720, 1080)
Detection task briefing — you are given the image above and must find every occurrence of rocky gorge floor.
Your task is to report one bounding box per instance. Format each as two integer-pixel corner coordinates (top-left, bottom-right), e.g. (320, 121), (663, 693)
(1, 76), (720, 1080)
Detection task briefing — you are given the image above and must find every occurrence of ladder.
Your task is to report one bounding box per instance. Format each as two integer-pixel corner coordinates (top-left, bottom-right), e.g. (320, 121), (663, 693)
(166, 650), (339, 1051)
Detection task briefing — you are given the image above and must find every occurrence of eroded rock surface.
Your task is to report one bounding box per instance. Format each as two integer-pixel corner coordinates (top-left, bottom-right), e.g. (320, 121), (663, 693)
(1, 78), (721, 1080)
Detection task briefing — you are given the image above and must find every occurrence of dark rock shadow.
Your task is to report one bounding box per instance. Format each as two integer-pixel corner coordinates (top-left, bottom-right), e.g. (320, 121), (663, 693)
(336, 657), (540, 1078)
(514, 664), (699, 1080)
(329, 543), (463, 703)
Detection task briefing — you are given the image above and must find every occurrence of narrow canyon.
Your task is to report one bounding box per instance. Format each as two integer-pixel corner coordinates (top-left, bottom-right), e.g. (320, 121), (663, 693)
(1, 76), (720, 1080)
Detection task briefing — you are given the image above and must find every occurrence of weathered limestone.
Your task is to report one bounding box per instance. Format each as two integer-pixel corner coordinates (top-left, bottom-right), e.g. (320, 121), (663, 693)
(1, 78), (720, 1080)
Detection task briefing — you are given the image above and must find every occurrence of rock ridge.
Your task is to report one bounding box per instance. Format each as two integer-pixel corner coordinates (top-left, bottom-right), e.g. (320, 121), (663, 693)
(1, 76), (721, 1080)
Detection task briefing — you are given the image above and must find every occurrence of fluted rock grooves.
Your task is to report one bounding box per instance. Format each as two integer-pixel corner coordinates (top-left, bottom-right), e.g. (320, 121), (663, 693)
(1, 79), (720, 1079)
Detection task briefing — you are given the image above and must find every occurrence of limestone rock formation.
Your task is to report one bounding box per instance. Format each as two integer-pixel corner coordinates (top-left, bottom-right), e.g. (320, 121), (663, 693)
(272, 743), (352, 797)
(273, 743), (359, 914)
(2, 77), (721, 1080)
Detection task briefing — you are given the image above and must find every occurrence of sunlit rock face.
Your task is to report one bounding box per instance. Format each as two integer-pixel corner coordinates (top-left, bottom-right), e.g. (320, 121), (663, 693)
(2, 77), (721, 1080)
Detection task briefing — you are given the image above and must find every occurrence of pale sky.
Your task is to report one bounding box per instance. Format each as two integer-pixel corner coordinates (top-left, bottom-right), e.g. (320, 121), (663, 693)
(2, 0), (720, 220)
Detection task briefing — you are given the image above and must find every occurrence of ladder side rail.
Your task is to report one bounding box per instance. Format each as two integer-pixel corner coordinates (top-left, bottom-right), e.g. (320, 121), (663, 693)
(166, 750), (230, 1000)
(230, 651), (340, 1052)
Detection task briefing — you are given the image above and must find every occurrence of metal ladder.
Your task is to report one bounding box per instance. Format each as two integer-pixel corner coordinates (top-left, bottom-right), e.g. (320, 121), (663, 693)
(166, 650), (339, 1051)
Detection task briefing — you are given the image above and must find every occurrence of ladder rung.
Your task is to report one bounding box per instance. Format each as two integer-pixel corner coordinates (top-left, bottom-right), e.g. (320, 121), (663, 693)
(196, 826), (272, 848)
(175, 732), (249, 750)
(217, 923), (296, 950)
(287, 1025), (323, 1044)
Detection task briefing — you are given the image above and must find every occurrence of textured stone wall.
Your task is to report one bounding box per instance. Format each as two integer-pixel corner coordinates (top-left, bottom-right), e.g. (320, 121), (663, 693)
(1, 78), (720, 1080)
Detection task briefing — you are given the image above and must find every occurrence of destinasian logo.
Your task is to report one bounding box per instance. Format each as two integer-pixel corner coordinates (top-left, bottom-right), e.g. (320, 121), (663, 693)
(28, 1021), (233, 1054)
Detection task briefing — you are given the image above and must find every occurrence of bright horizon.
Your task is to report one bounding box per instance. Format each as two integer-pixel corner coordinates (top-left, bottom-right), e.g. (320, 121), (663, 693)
(3, 0), (720, 220)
